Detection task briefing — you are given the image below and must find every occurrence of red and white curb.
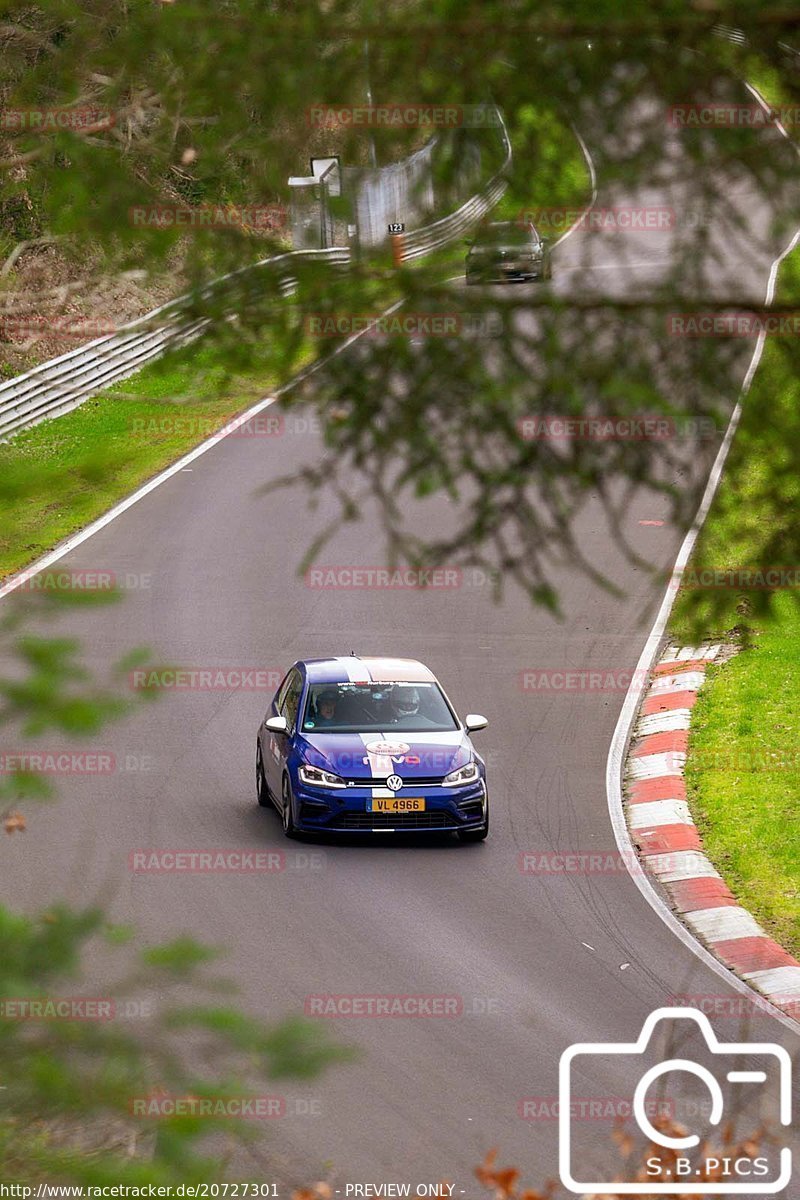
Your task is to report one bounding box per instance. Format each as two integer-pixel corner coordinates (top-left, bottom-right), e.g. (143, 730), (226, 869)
(624, 643), (800, 1024)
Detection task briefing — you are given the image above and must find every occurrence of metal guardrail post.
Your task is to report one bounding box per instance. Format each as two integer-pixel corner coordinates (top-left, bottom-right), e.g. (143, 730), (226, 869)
(390, 233), (405, 267)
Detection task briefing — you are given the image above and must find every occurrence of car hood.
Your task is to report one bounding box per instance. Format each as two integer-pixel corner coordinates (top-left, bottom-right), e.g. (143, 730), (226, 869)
(297, 730), (471, 780)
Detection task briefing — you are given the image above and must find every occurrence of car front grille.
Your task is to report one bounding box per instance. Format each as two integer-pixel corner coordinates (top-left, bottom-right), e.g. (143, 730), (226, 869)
(335, 811), (459, 830)
(342, 776), (445, 787)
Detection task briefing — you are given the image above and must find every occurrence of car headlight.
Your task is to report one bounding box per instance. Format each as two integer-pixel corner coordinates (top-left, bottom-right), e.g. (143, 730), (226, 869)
(298, 764), (346, 789)
(443, 761), (480, 787)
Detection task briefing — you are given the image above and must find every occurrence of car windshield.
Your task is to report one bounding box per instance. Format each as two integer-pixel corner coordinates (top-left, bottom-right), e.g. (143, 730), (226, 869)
(301, 681), (459, 733)
(475, 222), (538, 246)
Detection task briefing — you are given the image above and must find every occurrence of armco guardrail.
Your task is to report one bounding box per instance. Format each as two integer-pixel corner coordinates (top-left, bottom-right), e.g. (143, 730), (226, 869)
(713, 22), (798, 60)
(0, 246), (350, 442)
(400, 106), (512, 261)
(0, 103), (511, 441)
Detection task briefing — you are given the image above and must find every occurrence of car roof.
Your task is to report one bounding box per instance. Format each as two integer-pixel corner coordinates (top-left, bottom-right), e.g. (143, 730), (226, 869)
(301, 656), (437, 685)
(477, 219), (539, 237)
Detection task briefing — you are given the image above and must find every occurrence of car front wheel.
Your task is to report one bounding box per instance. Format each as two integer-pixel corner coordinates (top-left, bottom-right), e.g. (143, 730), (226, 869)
(281, 775), (299, 839)
(256, 743), (270, 808)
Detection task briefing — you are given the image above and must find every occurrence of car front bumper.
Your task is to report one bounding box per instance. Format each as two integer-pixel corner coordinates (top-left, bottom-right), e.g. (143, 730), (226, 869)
(467, 259), (544, 282)
(291, 776), (488, 834)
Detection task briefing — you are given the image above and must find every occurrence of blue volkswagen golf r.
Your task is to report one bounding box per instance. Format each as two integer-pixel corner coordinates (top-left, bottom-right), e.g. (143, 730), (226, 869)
(256, 656), (489, 841)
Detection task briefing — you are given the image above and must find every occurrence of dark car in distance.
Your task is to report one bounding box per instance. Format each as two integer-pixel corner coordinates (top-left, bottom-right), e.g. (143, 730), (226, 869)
(465, 219), (551, 284)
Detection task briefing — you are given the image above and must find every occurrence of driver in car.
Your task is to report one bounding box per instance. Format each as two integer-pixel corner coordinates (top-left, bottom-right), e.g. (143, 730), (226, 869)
(315, 690), (339, 726)
(387, 686), (437, 728)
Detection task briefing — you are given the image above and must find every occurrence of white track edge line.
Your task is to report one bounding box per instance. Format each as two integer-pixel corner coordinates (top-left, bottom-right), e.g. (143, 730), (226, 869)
(0, 300), (405, 601)
(605, 86), (800, 1033)
(550, 125), (599, 250)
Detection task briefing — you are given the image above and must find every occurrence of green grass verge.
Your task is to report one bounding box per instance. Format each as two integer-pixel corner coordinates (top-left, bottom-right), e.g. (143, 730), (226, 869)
(0, 337), (314, 582)
(492, 102), (590, 229)
(685, 610), (800, 957)
(669, 248), (800, 958)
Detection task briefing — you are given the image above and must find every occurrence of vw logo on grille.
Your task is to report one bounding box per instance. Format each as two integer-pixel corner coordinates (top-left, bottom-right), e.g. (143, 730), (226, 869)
(386, 774), (404, 792)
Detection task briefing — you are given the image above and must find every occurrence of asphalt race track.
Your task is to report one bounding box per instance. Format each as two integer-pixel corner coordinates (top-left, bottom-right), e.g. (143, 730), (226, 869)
(2, 82), (799, 1189)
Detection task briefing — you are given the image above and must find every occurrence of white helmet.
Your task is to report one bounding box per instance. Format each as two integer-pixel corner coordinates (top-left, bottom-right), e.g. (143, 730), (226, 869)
(391, 686), (420, 717)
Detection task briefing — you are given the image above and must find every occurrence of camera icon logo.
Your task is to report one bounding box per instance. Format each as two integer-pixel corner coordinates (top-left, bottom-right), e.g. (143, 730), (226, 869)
(559, 1007), (792, 1194)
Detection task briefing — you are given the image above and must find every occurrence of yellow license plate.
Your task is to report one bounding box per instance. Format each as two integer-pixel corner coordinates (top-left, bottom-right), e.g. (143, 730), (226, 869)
(367, 797), (426, 813)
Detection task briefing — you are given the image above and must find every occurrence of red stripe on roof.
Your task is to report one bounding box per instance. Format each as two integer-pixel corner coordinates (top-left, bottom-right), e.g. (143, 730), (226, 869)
(358, 657), (435, 683)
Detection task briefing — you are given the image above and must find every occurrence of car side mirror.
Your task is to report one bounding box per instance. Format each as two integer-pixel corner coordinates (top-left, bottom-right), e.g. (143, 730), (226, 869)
(265, 715), (288, 734)
(464, 713), (488, 732)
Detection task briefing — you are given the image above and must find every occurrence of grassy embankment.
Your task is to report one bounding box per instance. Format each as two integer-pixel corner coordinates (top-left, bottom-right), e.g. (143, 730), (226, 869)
(669, 235), (800, 957)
